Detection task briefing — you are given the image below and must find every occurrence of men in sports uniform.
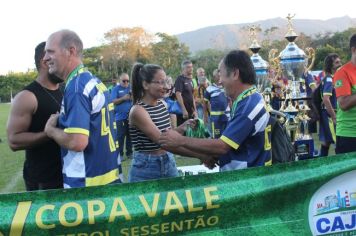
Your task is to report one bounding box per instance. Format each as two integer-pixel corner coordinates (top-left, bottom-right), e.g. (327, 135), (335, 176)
(333, 34), (356, 154)
(319, 53), (342, 156)
(44, 30), (122, 188)
(204, 69), (230, 138)
(159, 50), (271, 170)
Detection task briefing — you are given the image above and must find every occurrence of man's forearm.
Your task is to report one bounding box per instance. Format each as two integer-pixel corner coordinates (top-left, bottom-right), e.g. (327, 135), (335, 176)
(192, 96), (197, 112)
(113, 97), (125, 105)
(338, 94), (356, 111)
(8, 132), (49, 151)
(167, 146), (208, 160)
(324, 100), (336, 120)
(176, 93), (187, 112)
(181, 137), (227, 156)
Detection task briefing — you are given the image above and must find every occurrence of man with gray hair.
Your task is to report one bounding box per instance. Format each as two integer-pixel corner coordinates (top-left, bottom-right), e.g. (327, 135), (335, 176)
(174, 60), (197, 126)
(44, 30), (122, 188)
(111, 73), (133, 160)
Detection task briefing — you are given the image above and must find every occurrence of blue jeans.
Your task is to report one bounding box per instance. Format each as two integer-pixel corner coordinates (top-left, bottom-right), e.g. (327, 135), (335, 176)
(128, 152), (178, 182)
(116, 120), (132, 156)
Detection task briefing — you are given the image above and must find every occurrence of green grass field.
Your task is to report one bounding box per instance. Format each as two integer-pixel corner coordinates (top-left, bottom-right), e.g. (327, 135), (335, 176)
(0, 103), (26, 193)
(0, 103), (200, 194)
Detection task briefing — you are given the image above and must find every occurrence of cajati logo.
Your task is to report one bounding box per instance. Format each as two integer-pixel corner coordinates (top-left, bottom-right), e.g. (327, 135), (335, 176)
(309, 171), (356, 235)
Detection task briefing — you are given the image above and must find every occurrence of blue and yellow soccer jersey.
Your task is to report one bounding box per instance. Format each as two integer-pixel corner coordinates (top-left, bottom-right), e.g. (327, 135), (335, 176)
(204, 84), (230, 121)
(219, 92), (271, 170)
(322, 75), (337, 110)
(319, 75), (337, 144)
(59, 66), (122, 188)
(204, 84), (230, 138)
(302, 72), (316, 97)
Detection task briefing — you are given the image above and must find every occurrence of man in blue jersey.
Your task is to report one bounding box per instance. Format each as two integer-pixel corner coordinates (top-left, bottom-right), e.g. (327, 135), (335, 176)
(301, 69), (318, 134)
(159, 50), (271, 170)
(44, 30), (122, 188)
(111, 73), (133, 159)
(319, 53), (342, 156)
(204, 69), (230, 138)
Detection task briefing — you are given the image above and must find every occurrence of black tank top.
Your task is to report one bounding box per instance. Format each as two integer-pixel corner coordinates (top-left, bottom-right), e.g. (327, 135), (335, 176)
(23, 81), (63, 183)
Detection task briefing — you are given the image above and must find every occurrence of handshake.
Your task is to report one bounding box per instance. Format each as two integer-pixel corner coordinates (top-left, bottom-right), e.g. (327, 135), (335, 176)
(201, 155), (219, 170)
(158, 123), (219, 170)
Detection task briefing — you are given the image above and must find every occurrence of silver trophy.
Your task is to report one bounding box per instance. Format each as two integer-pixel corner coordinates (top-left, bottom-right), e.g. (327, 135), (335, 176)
(278, 14), (310, 99)
(249, 25), (271, 93)
(249, 26), (272, 111)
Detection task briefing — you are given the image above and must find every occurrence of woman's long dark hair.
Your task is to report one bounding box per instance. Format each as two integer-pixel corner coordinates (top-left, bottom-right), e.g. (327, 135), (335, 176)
(131, 63), (163, 104)
(324, 53), (339, 75)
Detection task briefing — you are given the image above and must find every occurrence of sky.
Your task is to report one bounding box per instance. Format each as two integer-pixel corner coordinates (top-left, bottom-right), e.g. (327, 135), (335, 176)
(1, 0), (355, 75)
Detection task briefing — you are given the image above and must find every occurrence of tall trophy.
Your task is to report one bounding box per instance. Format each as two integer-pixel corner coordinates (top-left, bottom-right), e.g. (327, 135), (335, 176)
(248, 26), (272, 111)
(279, 14), (308, 99)
(275, 14), (315, 160)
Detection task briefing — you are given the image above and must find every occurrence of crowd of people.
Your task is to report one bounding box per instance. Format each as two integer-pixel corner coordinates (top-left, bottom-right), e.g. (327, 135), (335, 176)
(5, 29), (356, 191)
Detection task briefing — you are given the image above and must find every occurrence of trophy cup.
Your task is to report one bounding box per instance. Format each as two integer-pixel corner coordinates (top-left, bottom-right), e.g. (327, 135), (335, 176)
(272, 14), (315, 159)
(249, 25), (272, 111)
(279, 14), (312, 100)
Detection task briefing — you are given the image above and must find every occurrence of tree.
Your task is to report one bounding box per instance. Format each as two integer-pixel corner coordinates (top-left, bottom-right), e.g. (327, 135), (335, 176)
(295, 33), (313, 51)
(0, 71), (36, 102)
(83, 45), (111, 82)
(102, 27), (154, 78)
(191, 49), (226, 79)
(311, 27), (356, 69)
(262, 26), (279, 48)
(151, 33), (190, 78)
(314, 44), (343, 70)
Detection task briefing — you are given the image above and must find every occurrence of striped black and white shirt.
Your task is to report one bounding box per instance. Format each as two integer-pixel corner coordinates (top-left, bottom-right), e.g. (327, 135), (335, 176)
(130, 100), (171, 152)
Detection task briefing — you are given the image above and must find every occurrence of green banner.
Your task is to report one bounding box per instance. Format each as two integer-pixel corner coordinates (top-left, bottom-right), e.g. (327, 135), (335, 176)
(1, 153), (356, 236)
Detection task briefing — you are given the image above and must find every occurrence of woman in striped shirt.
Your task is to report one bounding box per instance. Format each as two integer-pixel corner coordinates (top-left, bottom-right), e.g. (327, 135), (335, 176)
(128, 63), (210, 182)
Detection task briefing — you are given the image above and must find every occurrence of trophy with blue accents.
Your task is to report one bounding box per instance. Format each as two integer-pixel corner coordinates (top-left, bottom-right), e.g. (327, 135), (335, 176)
(272, 14), (315, 160)
(249, 25), (272, 111)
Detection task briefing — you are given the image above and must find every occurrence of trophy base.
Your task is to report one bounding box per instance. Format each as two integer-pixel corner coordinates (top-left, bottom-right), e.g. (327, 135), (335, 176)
(294, 138), (314, 160)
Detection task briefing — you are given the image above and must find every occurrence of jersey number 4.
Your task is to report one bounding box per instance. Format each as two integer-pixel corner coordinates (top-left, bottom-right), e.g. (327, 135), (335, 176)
(101, 106), (116, 152)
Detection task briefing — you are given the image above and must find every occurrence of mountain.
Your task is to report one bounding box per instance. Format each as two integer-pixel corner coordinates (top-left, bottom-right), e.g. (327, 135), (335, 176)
(176, 16), (356, 53)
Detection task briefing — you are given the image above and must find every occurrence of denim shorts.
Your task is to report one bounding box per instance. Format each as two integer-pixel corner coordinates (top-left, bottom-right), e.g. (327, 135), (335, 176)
(128, 151), (178, 182)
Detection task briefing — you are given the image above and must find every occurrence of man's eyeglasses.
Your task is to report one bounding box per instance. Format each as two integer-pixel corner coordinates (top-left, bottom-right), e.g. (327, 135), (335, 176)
(122, 80), (129, 83)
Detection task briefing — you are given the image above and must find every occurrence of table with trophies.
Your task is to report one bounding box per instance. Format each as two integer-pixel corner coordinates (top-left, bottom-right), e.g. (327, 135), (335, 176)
(248, 14), (317, 160)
